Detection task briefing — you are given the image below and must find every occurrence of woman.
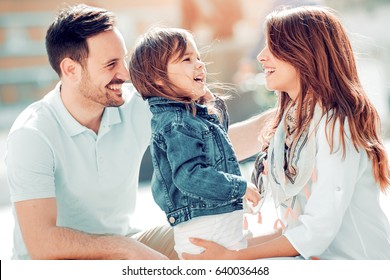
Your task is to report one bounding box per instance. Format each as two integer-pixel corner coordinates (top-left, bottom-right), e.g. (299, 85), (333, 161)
(183, 6), (390, 260)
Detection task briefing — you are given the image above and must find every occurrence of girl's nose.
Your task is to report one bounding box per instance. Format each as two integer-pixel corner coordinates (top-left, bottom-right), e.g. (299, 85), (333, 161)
(195, 60), (205, 69)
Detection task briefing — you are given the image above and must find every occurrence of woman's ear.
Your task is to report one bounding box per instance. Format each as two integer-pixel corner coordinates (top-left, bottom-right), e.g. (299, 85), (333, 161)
(60, 58), (82, 82)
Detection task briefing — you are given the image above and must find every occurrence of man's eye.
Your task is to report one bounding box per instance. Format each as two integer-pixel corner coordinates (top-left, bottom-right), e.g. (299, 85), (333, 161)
(107, 62), (116, 68)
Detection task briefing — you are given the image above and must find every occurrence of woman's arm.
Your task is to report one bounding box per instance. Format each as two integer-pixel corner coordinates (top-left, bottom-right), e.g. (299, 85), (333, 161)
(247, 228), (282, 247)
(182, 233), (298, 260)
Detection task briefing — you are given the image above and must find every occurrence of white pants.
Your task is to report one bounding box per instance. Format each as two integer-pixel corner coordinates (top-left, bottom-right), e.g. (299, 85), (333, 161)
(173, 210), (247, 259)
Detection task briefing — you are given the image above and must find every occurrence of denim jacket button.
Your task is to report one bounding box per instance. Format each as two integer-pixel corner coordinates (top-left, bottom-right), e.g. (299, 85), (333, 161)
(169, 216), (175, 224)
(209, 126), (214, 130)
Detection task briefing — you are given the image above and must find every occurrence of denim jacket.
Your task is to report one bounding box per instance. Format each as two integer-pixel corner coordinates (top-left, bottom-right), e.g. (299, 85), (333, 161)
(148, 97), (247, 226)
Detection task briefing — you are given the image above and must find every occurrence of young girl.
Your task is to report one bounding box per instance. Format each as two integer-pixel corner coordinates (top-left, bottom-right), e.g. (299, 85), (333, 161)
(184, 6), (390, 260)
(128, 27), (260, 258)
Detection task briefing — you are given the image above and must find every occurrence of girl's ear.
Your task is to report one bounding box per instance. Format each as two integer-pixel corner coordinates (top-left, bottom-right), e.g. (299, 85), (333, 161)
(60, 58), (82, 82)
(154, 78), (164, 86)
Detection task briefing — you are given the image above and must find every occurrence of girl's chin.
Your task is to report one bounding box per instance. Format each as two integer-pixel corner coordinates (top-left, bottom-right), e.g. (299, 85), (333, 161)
(192, 89), (207, 100)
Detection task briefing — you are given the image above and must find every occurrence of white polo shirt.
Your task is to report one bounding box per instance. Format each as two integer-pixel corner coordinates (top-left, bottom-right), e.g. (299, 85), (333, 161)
(5, 83), (151, 259)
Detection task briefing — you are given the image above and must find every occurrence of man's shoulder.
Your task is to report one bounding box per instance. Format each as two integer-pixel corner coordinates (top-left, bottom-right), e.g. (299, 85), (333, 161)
(9, 88), (60, 136)
(120, 83), (151, 116)
(10, 100), (50, 131)
(122, 83), (143, 102)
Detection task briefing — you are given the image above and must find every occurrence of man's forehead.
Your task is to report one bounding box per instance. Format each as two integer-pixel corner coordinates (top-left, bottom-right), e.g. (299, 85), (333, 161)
(86, 29), (127, 61)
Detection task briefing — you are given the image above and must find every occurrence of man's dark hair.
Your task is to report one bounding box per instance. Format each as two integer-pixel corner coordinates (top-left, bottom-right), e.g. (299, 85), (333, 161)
(45, 4), (116, 76)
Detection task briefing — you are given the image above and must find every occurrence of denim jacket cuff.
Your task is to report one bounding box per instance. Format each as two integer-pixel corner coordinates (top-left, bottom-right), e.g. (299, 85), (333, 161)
(229, 177), (247, 200)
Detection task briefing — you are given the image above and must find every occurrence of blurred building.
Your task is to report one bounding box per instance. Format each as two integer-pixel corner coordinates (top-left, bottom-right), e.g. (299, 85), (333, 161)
(0, 0), (181, 128)
(0, 0), (266, 185)
(0, 0), (267, 126)
(0, 0), (389, 185)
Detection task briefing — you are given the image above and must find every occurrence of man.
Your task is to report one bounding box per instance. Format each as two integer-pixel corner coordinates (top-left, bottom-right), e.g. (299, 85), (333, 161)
(5, 4), (272, 260)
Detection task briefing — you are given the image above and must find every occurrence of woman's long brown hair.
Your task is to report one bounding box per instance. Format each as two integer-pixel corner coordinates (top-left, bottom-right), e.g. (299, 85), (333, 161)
(264, 6), (389, 191)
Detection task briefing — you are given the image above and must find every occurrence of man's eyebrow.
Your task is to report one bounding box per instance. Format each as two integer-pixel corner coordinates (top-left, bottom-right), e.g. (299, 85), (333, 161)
(103, 54), (128, 65)
(103, 58), (118, 65)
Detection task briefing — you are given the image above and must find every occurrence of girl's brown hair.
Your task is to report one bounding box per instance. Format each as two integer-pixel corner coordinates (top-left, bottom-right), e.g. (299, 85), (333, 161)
(264, 6), (389, 191)
(129, 27), (225, 119)
(129, 27), (197, 103)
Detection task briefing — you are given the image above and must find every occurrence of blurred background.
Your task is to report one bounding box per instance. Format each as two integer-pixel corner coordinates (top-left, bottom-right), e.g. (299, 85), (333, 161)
(1, 0), (390, 259)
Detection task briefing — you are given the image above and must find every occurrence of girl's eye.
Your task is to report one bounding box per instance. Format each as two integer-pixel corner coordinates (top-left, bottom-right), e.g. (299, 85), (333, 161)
(183, 57), (190, 62)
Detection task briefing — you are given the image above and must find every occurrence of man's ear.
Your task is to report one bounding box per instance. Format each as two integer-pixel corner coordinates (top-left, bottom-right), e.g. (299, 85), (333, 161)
(60, 58), (82, 81)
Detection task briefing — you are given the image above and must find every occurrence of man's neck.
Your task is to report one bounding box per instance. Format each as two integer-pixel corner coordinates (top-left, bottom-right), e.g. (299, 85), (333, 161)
(60, 85), (104, 134)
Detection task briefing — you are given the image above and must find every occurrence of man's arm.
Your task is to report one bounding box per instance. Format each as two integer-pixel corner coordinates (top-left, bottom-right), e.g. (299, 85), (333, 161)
(15, 198), (168, 260)
(228, 108), (275, 161)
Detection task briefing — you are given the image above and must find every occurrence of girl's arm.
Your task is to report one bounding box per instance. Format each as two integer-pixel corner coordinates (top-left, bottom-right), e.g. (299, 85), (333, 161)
(164, 123), (248, 202)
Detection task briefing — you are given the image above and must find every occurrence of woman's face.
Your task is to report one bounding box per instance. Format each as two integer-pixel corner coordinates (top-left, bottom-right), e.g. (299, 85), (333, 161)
(257, 44), (300, 101)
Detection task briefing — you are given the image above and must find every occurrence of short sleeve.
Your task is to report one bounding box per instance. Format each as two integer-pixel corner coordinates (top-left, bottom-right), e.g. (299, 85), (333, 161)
(124, 83), (152, 150)
(5, 128), (56, 202)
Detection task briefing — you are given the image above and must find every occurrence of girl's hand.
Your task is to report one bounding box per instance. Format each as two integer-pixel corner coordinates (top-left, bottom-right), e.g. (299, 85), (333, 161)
(182, 238), (235, 260)
(244, 182), (261, 207)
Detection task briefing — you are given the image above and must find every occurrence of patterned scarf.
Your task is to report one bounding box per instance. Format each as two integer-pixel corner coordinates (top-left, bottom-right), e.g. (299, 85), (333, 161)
(252, 103), (322, 230)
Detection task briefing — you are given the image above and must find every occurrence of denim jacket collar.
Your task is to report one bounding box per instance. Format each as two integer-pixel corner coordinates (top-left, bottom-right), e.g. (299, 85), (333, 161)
(147, 96), (209, 116)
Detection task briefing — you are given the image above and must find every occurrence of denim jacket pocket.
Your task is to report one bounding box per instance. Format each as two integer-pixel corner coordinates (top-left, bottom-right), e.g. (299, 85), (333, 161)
(201, 129), (224, 170)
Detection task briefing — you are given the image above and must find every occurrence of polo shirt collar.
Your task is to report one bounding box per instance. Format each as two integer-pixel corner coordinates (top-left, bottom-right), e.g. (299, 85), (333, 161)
(46, 82), (122, 137)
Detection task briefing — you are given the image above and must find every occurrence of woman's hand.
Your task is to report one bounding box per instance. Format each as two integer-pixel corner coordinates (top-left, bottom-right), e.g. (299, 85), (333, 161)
(182, 238), (235, 260)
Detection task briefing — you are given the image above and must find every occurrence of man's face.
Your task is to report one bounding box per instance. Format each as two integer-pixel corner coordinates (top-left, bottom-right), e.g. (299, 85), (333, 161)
(78, 27), (130, 108)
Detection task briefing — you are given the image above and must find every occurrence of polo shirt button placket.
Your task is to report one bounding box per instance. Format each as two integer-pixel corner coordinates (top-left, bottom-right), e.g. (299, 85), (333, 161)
(96, 156), (103, 175)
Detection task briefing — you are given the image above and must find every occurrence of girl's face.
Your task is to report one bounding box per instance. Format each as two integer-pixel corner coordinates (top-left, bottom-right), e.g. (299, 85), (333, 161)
(257, 44), (300, 101)
(166, 38), (207, 101)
